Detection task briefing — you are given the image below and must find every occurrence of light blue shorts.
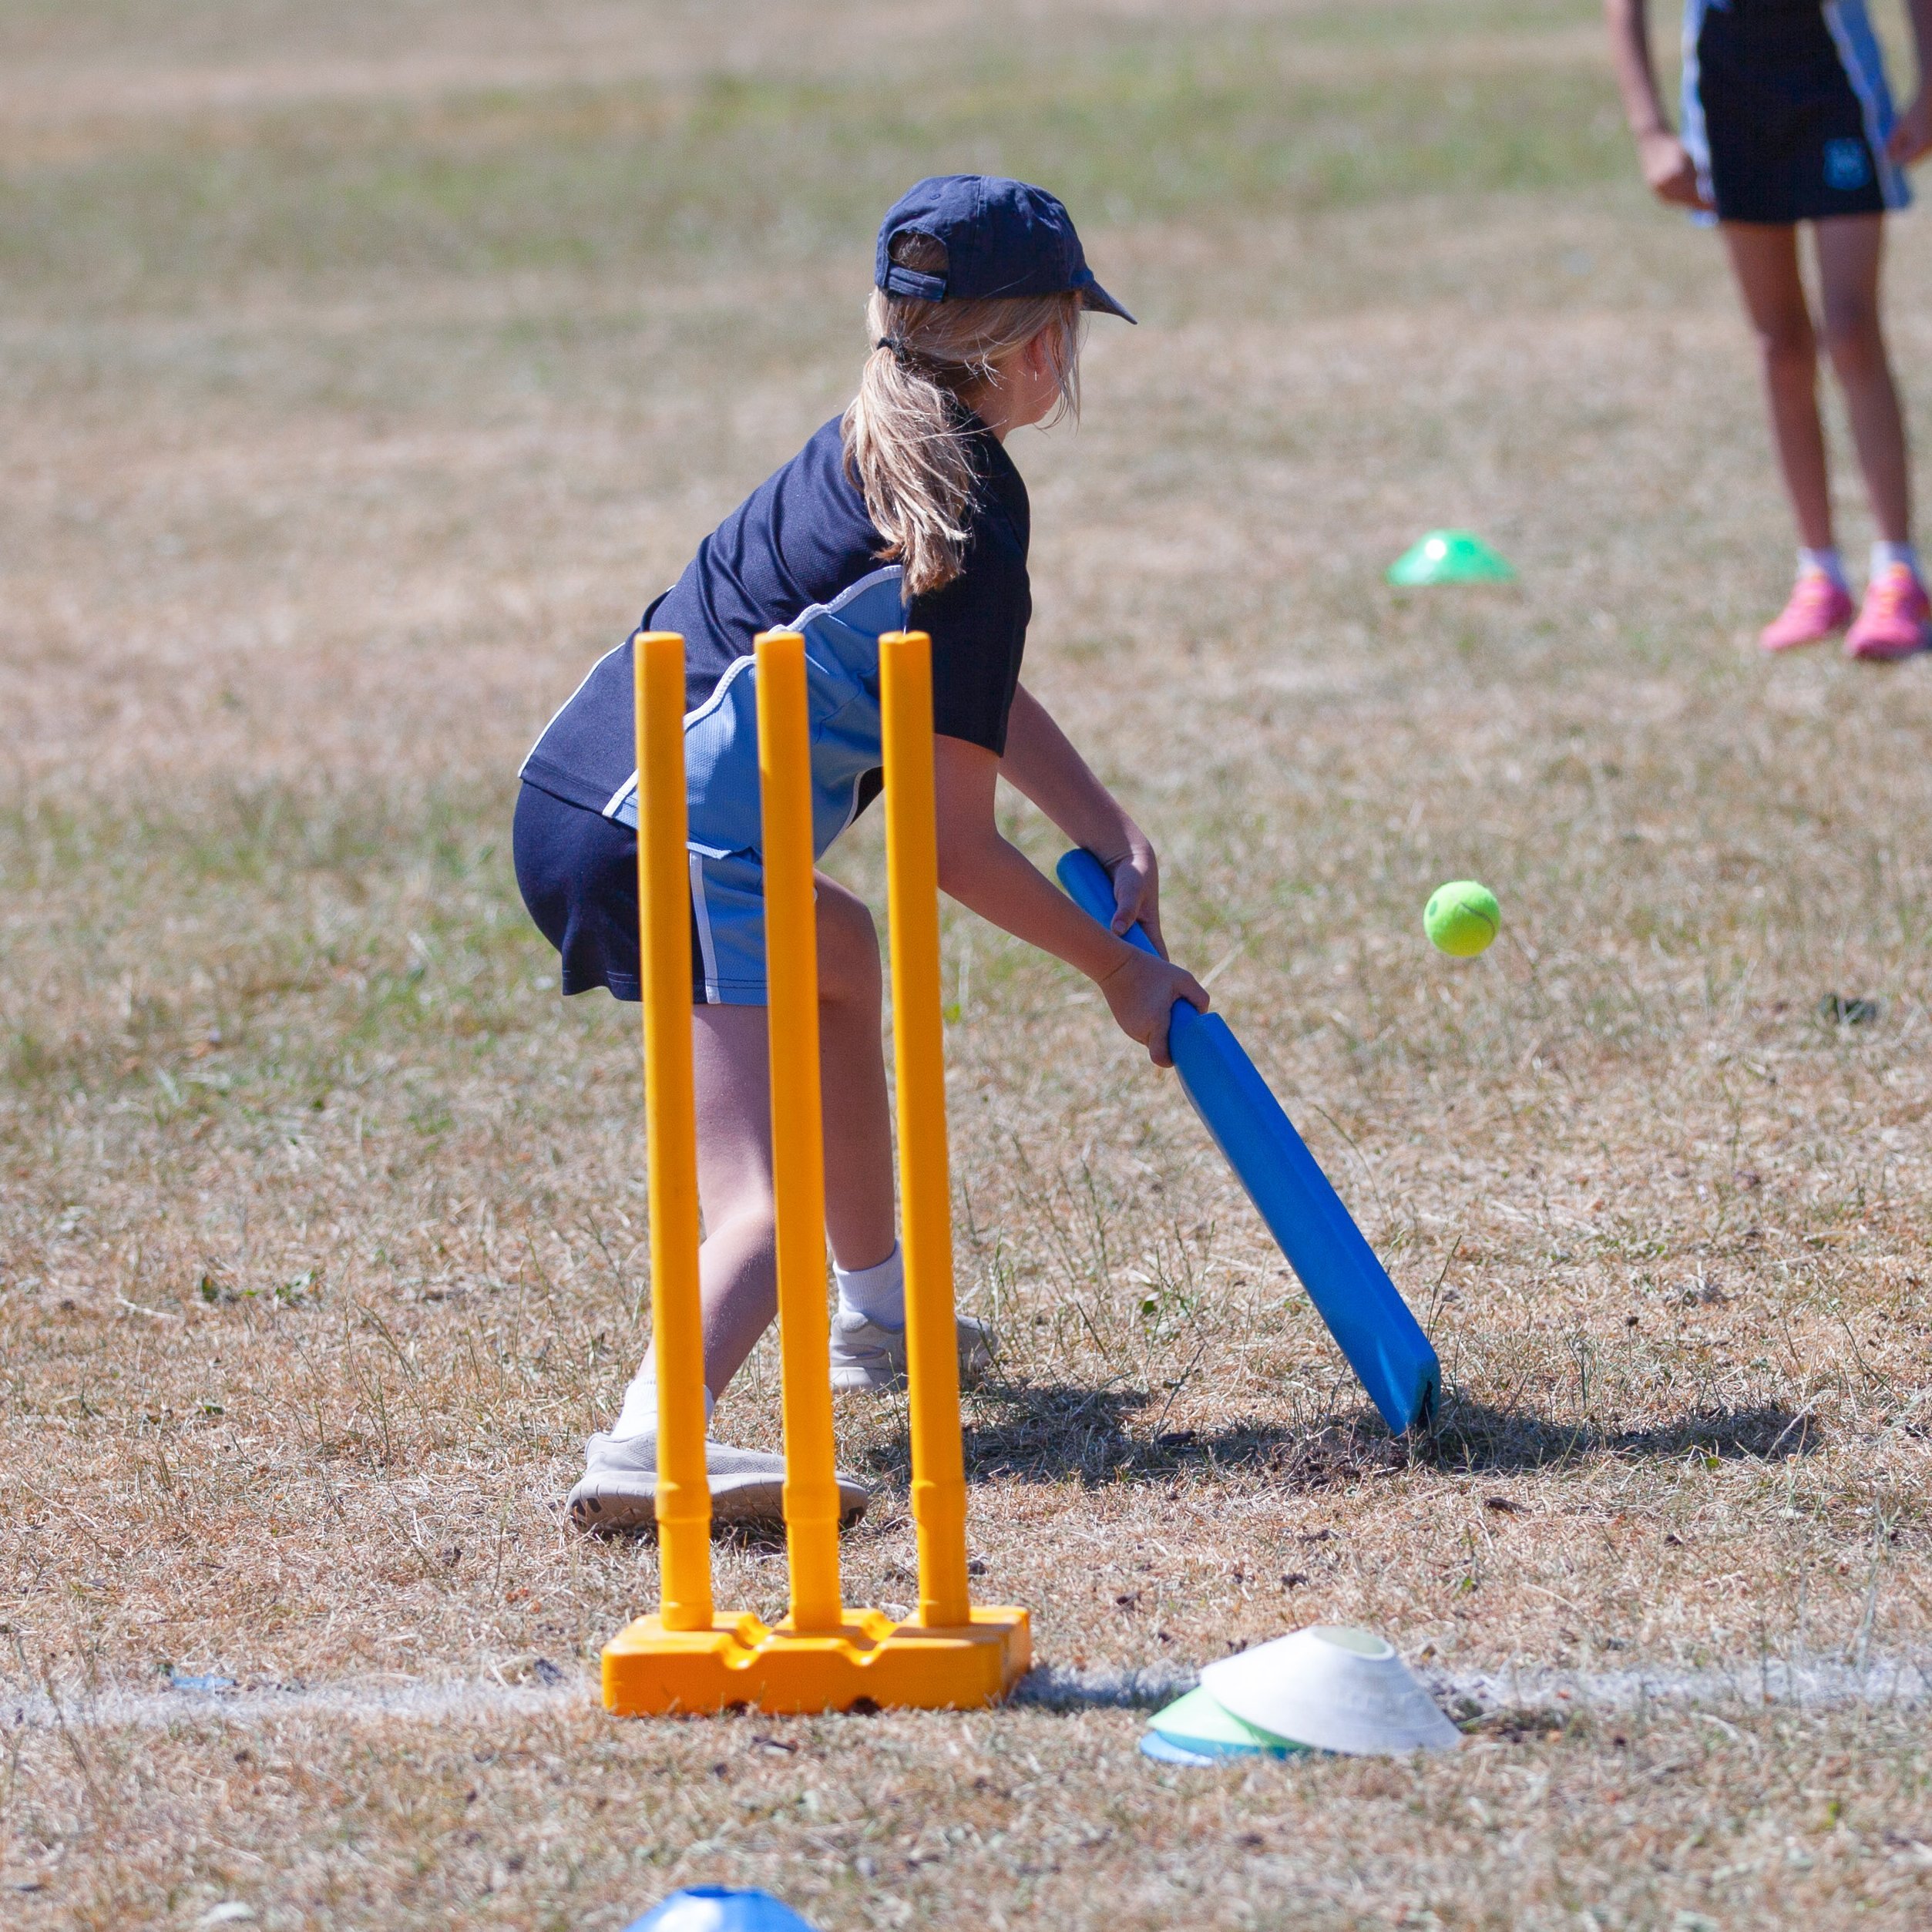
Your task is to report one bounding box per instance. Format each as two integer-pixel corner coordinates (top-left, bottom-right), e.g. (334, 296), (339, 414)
(689, 846), (772, 1006)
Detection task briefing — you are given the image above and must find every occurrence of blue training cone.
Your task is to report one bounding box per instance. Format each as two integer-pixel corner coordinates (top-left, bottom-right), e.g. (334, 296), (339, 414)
(1140, 1729), (1222, 1766)
(623, 1888), (822, 1932)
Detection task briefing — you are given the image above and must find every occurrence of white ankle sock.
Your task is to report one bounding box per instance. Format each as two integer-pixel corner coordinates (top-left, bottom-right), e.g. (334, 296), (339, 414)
(613, 1375), (714, 1440)
(835, 1244), (905, 1329)
(1871, 540), (1920, 579)
(1799, 546), (1848, 589)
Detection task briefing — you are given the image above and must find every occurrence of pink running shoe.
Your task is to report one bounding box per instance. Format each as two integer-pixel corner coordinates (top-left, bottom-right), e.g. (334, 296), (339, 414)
(1845, 564), (1932, 660)
(1758, 570), (1855, 653)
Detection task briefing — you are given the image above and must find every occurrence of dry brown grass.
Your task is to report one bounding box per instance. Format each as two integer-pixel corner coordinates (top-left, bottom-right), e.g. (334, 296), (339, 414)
(4, 1), (1931, 1926)
(9, 1698), (1932, 1929)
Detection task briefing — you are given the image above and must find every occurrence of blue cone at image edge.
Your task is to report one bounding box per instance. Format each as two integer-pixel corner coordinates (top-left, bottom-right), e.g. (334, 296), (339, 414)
(623, 1887), (823, 1932)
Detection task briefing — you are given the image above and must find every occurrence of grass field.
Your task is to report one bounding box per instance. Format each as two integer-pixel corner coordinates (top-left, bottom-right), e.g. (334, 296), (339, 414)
(5, 1), (1932, 1925)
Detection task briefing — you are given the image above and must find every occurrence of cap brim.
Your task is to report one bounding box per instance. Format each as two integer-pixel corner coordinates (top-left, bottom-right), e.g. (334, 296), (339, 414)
(1077, 279), (1135, 324)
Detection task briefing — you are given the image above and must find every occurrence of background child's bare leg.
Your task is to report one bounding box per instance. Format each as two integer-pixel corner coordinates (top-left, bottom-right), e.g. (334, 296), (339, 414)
(1723, 222), (1834, 549)
(627, 874), (896, 1417)
(1814, 213), (1910, 544)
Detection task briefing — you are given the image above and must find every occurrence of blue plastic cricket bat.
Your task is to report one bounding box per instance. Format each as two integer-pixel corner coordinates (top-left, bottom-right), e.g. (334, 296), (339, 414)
(1057, 849), (1440, 1434)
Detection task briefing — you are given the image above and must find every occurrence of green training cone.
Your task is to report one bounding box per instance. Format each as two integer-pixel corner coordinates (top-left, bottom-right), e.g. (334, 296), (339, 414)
(1386, 530), (1517, 586)
(1142, 1685), (1303, 1762)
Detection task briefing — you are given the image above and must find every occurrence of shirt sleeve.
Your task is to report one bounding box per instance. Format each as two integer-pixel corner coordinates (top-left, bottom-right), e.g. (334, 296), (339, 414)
(908, 516), (1030, 757)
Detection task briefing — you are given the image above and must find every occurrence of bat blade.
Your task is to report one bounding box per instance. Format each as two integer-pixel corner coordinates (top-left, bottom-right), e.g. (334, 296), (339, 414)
(1057, 849), (1439, 1433)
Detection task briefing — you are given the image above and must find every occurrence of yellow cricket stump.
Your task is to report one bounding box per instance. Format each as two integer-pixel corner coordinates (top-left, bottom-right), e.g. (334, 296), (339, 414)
(632, 632), (712, 1637)
(602, 628), (1029, 1716)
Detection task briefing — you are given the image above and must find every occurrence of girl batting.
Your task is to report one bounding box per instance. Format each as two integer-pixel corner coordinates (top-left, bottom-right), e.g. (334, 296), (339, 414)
(1608, 0), (1932, 656)
(515, 176), (1208, 1527)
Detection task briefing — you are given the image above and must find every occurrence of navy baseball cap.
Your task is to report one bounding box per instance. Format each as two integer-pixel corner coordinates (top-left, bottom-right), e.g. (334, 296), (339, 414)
(875, 175), (1135, 322)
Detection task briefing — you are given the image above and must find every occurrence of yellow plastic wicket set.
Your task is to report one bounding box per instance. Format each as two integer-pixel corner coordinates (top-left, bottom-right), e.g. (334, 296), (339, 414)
(601, 628), (1032, 1715)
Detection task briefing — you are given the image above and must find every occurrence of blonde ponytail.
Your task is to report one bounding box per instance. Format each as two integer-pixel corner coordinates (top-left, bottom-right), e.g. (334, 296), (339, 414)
(842, 232), (1084, 596)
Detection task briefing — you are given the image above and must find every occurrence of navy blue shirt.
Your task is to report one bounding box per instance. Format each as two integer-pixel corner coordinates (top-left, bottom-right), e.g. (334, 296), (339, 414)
(521, 412), (1031, 818)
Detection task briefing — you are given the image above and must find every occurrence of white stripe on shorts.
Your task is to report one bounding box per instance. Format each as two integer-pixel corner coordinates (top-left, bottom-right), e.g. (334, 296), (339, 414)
(688, 852), (721, 1003)
(1679, 0), (1714, 206)
(1824, 0), (1910, 212)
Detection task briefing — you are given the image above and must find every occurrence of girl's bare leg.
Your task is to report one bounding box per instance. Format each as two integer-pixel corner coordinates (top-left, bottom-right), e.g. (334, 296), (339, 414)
(686, 1003), (781, 1396)
(634, 873), (896, 1409)
(1814, 214), (1911, 543)
(811, 874), (896, 1275)
(1723, 221), (1834, 550)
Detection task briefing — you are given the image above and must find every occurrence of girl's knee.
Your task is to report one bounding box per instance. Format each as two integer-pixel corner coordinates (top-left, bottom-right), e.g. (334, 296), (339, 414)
(815, 881), (882, 1006)
(1821, 306), (1885, 378)
(1754, 311), (1816, 373)
(705, 1198), (778, 1261)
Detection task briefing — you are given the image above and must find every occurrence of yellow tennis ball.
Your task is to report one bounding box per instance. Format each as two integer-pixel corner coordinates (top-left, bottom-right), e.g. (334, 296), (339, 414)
(1424, 880), (1500, 958)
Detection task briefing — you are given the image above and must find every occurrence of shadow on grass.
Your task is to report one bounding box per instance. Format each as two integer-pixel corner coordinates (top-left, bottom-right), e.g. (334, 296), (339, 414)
(855, 1380), (1398, 1494)
(855, 1383), (1825, 1494)
(1423, 1396), (1823, 1475)
(575, 1390), (1825, 1536)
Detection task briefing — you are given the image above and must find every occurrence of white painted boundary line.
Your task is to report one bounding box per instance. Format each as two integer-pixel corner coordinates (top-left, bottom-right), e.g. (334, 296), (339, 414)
(1019, 1655), (1932, 1714)
(8, 1653), (1929, 1736)
(1430, 1655), (1932, 1719)
(6, 1676), (595, 1734)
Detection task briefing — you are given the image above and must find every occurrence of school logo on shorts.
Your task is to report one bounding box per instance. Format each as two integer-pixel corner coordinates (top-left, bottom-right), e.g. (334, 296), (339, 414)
(1823, 138), (1873, 192)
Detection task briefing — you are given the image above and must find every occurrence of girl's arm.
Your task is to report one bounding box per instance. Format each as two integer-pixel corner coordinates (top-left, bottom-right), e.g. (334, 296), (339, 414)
(1603, 0), (1711, 208)
(931, 731), (1208, 1069)
(1889, 0), (1932, 164)
(997, 682), (1170, 951)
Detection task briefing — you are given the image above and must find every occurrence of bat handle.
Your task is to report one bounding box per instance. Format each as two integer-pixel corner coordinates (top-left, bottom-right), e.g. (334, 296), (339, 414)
(1057, 845), (1205, 1059)
(1055, 847), (1162, 957)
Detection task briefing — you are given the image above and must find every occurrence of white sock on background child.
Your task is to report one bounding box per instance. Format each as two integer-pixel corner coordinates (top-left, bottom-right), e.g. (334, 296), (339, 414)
(1871, 539), (1921, 579)
(1799, 546), (1848, 588)
(613, 1374), (714, 1440)
(835, 1244), (906, 1330)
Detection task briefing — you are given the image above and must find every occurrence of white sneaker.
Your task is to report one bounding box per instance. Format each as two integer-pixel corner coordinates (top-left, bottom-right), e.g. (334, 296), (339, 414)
(566, 1430), (871, 1530)
(828, 1309), (996, 1393)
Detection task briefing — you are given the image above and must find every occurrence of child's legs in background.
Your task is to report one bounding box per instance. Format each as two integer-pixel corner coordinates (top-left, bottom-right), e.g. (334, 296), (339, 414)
(1813, 214), (1910, 544)
(633, 872), (895, 1415)
(1722, 221), (1834, 549)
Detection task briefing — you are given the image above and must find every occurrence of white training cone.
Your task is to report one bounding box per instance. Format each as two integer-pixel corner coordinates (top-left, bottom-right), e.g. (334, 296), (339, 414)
(1199, 1625), (1460, 1756)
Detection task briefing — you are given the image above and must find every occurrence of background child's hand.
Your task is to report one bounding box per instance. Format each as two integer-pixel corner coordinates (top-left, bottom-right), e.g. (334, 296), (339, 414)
(1888, 92), (1932, 166)
(1098, 948), (1208, 1070)
(1638, 129), (1710, 209)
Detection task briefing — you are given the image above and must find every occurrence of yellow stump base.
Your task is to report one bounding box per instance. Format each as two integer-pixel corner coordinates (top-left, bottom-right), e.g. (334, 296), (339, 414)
(602, 1606), (1032, 1715)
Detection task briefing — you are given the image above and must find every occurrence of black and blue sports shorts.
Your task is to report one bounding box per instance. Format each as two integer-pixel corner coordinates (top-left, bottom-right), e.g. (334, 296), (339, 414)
(512, 781), (709, 1004)
(1682, 0), (1910, 224)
